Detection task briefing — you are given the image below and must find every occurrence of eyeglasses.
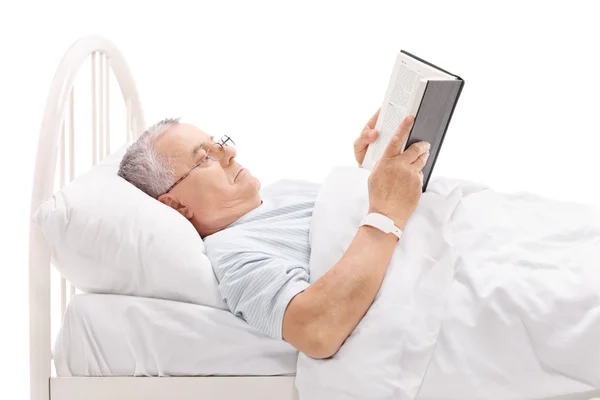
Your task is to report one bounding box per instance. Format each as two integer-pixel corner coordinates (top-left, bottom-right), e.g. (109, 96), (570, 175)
(162, 135), (235, 195)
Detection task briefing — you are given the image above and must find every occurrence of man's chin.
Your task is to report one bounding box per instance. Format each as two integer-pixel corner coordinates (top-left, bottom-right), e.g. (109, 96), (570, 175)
(253, 176), (262, 191)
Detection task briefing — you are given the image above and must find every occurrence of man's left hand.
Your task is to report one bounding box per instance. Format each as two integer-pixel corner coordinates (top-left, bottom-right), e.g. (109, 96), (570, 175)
(354, 108), (380, 166)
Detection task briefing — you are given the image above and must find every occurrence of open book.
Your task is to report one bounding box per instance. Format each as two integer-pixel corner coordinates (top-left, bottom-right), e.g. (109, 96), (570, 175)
(362, 50), (464, 191)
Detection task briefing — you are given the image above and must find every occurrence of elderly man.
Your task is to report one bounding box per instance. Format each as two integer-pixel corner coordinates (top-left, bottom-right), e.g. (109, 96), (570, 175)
(118, 111), (430, 359)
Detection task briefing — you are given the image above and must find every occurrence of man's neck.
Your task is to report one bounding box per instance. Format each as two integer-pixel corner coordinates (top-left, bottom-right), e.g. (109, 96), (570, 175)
(195, 199), (263, 238)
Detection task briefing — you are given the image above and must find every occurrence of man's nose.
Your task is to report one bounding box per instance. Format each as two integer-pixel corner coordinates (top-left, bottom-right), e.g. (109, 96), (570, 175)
(221, 144), (237, 166)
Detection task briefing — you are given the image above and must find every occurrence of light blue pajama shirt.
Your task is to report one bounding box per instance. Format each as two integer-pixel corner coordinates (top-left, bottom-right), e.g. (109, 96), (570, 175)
(203, 179), (320, 340)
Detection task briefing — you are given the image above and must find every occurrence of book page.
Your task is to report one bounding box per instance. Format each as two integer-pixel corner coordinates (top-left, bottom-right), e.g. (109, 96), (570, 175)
(361, 52), (454, 170)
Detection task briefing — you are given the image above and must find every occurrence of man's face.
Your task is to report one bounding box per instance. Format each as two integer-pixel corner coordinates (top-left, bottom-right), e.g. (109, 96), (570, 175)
(154, 123), (261, 233)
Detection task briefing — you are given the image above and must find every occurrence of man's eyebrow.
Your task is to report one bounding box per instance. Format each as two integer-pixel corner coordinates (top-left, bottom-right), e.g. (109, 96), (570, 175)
(191, 136), (215, 158)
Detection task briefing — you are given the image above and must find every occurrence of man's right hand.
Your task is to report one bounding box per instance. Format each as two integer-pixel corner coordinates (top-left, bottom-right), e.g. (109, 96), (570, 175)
(367, 115), (430, 230)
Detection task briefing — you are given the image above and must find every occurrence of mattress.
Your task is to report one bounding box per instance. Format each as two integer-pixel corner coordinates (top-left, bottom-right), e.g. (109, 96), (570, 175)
(53, 293), (298, 377)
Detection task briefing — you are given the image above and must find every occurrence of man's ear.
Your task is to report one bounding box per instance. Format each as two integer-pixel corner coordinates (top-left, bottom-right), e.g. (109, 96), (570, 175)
(157, 194), (194, 220)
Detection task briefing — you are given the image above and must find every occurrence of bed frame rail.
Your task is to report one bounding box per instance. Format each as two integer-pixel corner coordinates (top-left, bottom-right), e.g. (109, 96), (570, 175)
(29, 35), (146, 400)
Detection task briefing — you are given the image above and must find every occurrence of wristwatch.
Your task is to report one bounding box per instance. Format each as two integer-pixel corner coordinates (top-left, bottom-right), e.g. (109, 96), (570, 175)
(359, 213), (403, 240)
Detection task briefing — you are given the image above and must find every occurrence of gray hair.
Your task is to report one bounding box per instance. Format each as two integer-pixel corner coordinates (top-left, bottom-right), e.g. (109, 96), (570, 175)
(117, 118), (179, 198)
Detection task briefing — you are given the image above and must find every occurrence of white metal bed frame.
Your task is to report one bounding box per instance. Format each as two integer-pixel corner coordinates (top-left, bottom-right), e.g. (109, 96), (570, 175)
(29, 35), (298, 400)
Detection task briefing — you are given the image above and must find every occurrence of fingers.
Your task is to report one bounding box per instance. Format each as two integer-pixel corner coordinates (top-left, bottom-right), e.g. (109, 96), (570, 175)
(411, 147), (430, 170)
(381, 115), (415, 159)
(354, 129), (379, 155)
(355, 108), (381, 165)
(402, 141), (431, 164)
(359, 127), (378, 145)
(365, 108), (381, 130)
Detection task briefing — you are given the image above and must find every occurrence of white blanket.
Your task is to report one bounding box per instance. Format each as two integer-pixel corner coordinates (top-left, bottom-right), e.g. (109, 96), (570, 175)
(296, 166), (600, 400)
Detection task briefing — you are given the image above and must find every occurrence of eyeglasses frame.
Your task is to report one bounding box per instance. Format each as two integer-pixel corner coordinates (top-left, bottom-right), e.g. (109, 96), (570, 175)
(161, 135), (235, 196)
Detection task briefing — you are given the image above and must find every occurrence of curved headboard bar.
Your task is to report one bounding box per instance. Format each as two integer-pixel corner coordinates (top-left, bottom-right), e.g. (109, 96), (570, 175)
(30, 35), (146, 214)
(29, 35), (146, 400)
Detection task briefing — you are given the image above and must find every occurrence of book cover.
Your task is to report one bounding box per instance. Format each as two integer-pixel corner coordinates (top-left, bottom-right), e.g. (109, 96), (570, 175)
(362, 51), (464, 191)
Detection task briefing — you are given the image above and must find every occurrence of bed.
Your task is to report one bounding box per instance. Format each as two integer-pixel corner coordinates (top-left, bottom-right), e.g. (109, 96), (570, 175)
(54, 294), (298, 377)
(29, 35), (600, 400)
(29, 35), (299, 400)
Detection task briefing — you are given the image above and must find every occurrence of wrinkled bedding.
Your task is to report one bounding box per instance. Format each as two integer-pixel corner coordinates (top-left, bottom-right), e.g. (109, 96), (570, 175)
(296, 166), (600, 400)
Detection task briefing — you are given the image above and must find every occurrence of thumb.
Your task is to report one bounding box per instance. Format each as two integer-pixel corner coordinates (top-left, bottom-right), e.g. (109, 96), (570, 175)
(381, 115), (414, 159)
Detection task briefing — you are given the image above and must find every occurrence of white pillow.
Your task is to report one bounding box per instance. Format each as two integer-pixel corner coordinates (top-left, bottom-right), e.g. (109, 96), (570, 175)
(32, 145), (227, 310)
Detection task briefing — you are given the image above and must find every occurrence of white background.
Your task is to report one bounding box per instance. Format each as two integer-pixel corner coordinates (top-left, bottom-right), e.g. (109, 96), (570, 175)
(1, 0), (599, 397)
